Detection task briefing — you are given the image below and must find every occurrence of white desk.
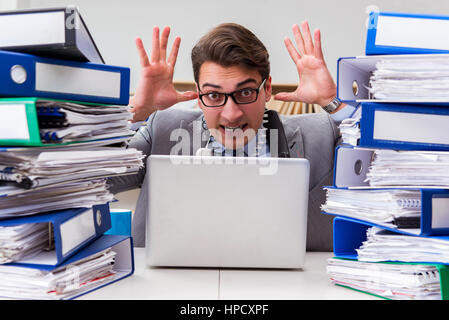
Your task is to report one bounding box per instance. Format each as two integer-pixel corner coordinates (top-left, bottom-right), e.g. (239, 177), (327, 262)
(78, 249), (379, 300)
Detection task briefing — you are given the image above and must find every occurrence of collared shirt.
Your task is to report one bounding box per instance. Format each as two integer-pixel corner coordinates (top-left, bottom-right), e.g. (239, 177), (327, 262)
(208, 125), (271, 158)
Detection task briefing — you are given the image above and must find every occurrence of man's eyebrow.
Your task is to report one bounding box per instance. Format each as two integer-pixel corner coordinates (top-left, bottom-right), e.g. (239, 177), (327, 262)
(201, 78), (258, 91)
(236, 78), (258, 87)
(201, 83), (222, 90)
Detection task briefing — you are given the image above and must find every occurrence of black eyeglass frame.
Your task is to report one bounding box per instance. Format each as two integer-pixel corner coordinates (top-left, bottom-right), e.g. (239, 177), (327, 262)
(197, 78), (267, 108)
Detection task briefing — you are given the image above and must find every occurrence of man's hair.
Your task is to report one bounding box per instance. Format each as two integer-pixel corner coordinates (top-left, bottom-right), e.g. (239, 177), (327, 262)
(191, 23), (270, 84)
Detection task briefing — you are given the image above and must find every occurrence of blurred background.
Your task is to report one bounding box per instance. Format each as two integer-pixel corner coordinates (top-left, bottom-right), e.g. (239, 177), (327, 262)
(3, 0), (447, 92)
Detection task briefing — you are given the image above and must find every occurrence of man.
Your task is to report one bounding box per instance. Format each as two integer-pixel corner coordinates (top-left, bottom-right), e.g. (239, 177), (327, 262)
(109, 22), (353, 251)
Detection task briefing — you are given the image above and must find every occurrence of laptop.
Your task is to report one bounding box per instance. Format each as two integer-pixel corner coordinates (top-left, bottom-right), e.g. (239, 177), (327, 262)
(145, 155), (310, 269)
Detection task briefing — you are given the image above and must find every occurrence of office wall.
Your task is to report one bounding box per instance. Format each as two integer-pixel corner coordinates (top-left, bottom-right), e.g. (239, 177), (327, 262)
(16, 0), (449, 92)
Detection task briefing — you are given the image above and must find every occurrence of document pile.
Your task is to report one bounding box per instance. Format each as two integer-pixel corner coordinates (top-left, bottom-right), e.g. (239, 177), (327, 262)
(36, 100), (133, 143)
(0, 234), (133, 300)
(0, 223), (49, 264)
(356, 227), (449, 264)
(321, 188), (421, 227)
(0, 180), (112, 218)
(1, 148), (143, 189)
(323, 11), (449, 300)
(0, 6), (136, 299)
(327, 257), (445, 300)
(366, 150), (449, 187)
(0, 247), (117, 300)
(369, 57), (449, 101)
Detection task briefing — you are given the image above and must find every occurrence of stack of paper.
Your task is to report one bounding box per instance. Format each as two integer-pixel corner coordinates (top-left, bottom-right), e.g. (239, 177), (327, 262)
(339, 118), (360, 146)
(0, 248), (116, 300)
(0, 223), (50, 264)
(0, 6), (136, 300)
(338, 107), (361, 146)
(327, 257), (442, 300)
(0, 180), (113, 218)
(0, 148), (144, 188)
(37, 100), (134, 143)
(326, 11), (449, 301)
(365, 149), (449, 187)
(356, 227), (449, 264)
(321, 188), (421, 225)
(369, 57), (449, 100)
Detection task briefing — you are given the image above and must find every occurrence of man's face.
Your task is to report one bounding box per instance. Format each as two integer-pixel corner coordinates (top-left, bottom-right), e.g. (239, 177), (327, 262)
(197, 62), (272, 150)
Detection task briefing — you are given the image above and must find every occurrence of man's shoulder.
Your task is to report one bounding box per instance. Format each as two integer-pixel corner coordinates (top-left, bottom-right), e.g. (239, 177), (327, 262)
(151, 106), (203, 129)
(279, 112), (334, 137)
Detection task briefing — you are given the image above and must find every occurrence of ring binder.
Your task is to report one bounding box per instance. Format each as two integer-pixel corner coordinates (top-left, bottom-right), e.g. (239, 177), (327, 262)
(0, 50), (129, 105)
(0, 203), (112, 266)
(366, 11), (449, 55)
(359, 102), (449, 151)
(322, 187), (449, 236)
(397, 198), (421, 208)
(0, 97), (134, 147)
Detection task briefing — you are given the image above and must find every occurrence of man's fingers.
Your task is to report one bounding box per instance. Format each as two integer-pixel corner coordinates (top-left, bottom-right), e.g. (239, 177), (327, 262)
(168, 36), (181, 68)
(150, 26), (160, 63)
(301, 21), (314, 55)
(292, 24), (306, 56)
(177, 90), (198, 102)
(274, 91), (298, 102)
(160, 26), (171, 62)
(313, 29), (325, 61)
(135, 37), (150, 68)
(284, 37), (301, 65)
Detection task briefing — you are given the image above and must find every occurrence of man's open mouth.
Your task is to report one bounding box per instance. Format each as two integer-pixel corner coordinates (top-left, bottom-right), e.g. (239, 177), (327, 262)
(219, 124), (248, 133)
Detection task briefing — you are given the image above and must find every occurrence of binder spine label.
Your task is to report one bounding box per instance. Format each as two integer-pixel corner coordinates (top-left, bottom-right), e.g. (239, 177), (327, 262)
(0, 104), (30, 139)
(35, 62), (121, 98)
(372, 110), (449, 145)
(375, 14), (449, 51)
(432, 197), (449, 229)
(60, 208), (96, 256)
(0, 11), (65, 47)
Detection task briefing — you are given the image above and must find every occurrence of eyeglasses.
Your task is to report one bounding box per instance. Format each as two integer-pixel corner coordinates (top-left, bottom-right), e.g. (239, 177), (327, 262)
(198, 78), (267, 108)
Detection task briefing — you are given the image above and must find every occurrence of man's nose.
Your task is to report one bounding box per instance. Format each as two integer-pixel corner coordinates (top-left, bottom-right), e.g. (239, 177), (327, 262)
(220, 98), (244, 123)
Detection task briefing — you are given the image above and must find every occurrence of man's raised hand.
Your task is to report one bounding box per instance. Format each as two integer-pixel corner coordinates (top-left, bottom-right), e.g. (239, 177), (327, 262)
(129, 26), (197, 122)
(275, 21), (336, 107)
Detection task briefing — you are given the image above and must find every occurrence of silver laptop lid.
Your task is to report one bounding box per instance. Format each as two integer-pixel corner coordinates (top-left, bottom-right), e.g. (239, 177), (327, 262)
(146, 155), (310, 269)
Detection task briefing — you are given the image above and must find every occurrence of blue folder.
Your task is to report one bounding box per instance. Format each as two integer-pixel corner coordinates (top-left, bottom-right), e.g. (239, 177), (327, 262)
(336, 54), (449, 105)
(0, 50), (130, 105)
(322, 187), (449, 236)
(0, 203), (111, 267)
(333, 216), (449, 262)
(360, 102), (449, 151)
(366, 11), (449, 55)
(6, 234), (134, 300)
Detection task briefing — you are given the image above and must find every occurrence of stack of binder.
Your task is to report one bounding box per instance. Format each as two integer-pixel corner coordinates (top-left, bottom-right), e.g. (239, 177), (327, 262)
(0, 6), (138, 299)
(322, 11), (449, 300)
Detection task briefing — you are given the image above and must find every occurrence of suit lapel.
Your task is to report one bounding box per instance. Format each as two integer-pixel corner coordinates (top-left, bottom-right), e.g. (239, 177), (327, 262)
(182, 114), (210, 155)
(285, 124), (304, 159)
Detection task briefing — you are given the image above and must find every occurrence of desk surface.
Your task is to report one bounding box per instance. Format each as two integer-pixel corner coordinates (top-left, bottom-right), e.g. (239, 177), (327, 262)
(78, 249), (378, 300)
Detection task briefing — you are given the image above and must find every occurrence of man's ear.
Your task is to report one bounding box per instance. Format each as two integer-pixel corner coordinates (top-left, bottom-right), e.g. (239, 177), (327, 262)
(264, 75), (272, 102)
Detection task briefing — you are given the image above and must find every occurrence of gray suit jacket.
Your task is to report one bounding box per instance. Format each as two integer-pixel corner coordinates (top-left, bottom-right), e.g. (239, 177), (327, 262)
(108, 107), (340, 251)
